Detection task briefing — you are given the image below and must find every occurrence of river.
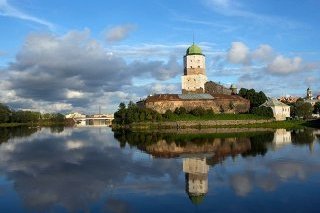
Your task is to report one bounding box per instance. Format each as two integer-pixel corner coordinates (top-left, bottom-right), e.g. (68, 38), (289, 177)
(0, 126), (319, 213)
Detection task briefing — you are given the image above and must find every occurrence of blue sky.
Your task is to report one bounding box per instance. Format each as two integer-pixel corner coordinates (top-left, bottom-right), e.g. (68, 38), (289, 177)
(0, 0), (319, 113)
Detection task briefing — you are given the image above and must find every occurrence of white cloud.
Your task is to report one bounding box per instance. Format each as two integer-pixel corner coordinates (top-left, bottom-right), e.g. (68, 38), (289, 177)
(252, 44), (274, 62)
(106, 24), (136, 42)
(149, 83), (179, 94)
(0, 0), (54, 30)
(65, 90), (85, 99)
(0, 29), (182, 113)
(227, 42), (249, 64)
(203, 0), (303, 29)
(267, 55), (303, 74)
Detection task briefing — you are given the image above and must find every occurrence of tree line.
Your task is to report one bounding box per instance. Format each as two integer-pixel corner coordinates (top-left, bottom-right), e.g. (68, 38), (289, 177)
(0, 103), (65, 124)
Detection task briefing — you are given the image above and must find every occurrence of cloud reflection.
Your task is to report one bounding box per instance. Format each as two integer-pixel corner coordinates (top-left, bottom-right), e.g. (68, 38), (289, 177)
(0, 128), (182, 212)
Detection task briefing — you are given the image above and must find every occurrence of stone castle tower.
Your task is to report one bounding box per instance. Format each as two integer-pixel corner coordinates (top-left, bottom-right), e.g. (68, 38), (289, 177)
(182, 44), (208, 94)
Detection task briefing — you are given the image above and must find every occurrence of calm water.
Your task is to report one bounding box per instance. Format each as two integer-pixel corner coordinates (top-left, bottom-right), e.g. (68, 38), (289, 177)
(0, 127), (320, 213)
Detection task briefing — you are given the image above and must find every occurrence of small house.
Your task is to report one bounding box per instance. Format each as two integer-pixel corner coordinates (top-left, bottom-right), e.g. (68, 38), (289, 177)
(261, 98), (290, 121)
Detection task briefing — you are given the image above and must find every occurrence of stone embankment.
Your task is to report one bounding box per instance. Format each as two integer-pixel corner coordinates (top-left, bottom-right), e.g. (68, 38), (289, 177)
(130, 119), (274, 129)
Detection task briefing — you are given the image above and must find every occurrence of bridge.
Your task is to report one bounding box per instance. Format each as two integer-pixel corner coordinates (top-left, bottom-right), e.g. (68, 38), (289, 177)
(74, 115), (114, 126)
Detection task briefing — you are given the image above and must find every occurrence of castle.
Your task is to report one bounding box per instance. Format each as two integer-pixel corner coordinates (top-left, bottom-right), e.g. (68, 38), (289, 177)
(137, 43), (249, 113)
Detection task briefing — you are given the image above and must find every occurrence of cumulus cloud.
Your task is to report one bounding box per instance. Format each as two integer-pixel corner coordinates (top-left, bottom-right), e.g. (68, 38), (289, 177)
(0, 0), (54, 30)
(227, 42), (250, 64)
(106, 24), (136, 42)
(266, 55), (304, 74)
(226, 42), (318, 76)
(1, 29), (181, 112)
(252, 44), (274, 62)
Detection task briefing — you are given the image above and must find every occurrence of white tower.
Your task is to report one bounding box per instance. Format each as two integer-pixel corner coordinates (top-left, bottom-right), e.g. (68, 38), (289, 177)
(182, 44), (207, 94)
(307, 87), (313, 100)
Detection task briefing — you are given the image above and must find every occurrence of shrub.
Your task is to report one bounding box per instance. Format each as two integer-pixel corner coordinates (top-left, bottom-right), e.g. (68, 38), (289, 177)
(251, 106), (273, 118)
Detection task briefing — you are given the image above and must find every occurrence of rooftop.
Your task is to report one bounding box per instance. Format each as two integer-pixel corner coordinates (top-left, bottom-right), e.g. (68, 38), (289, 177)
(261, 98), (289, 107)
(186, 44), (203, 55)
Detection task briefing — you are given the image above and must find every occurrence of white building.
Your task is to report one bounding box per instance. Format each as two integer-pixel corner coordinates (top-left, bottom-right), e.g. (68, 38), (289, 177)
(65, 112), (86, 119)
(261, 98), (290, 121)
(181, 44), (208, 94)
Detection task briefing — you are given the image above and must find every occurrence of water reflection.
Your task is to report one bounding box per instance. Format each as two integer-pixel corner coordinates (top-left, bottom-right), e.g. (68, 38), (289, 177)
(0, 127), (319, 212)
(183, 158), (209, 205)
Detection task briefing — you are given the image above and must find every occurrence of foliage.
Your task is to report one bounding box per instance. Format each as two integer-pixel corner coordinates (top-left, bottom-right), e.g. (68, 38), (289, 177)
(291, 101), (313, 119)
(114, 102), (163, 125)
(291, 129), (315, 145)
(313, 102), (320, 114)
(238, 88), (268, 110)
(190, 106), (206, 116)
(251, 106), (273, 118)
(0, 103), (65, 124)
(0, 103), (11, 123)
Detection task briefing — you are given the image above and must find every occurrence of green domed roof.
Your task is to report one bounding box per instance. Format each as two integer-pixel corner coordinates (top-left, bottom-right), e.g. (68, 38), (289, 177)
(230, 84), (237, 89)
(186, 44), (203, 55)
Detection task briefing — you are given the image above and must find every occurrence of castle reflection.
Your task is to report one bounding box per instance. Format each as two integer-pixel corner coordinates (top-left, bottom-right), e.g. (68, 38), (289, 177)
(114, 128), (319, 205)
(183, 158), (209, 205)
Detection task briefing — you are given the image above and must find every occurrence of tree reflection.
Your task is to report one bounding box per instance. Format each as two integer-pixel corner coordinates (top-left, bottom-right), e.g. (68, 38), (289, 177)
(241, 132), (274, 157)
(291, 129), (315, 145)
(0, 126), (38, 143)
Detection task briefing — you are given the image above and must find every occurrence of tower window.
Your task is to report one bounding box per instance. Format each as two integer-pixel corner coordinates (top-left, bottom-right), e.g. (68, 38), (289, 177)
(198, 66), (200, 68)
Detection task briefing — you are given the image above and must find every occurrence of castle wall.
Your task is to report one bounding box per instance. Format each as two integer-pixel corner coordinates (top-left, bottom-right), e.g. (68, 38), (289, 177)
(143, 97), (250, 114)
(205, 81), (232, 95)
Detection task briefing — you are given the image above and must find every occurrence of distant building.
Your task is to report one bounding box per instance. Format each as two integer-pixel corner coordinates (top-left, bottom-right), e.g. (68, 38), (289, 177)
(230, 84), (238, 95)
(137, 43), (250, 114)
(65, 112), (86, 119)
(306, 87), (313, 100)
(278, 96), (299, 104)
(304, 87), (320, 106)
(261, 98), (290, 121)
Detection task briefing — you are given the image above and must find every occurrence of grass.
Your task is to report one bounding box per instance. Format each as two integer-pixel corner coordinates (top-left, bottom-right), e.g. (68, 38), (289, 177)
(124, 119), (318, 131)
(163, 113), (269, 121)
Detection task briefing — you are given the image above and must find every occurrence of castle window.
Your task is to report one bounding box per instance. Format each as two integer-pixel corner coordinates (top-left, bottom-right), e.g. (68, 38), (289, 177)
(191, 66), (193, 68)
(198, 66), (200, 68)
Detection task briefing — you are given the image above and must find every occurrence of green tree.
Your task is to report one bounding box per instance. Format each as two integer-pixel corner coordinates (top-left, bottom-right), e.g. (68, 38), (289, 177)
(0, 103), (11, 123)
(251, 106), (273, 118)
(292, 102), (313, 119)
(313, 102), (320, 114)
(174, 107), (187, 115)
(163, 110), (174, 120)
(190, 107), (206, 116)
(238, 88), (268, 110)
